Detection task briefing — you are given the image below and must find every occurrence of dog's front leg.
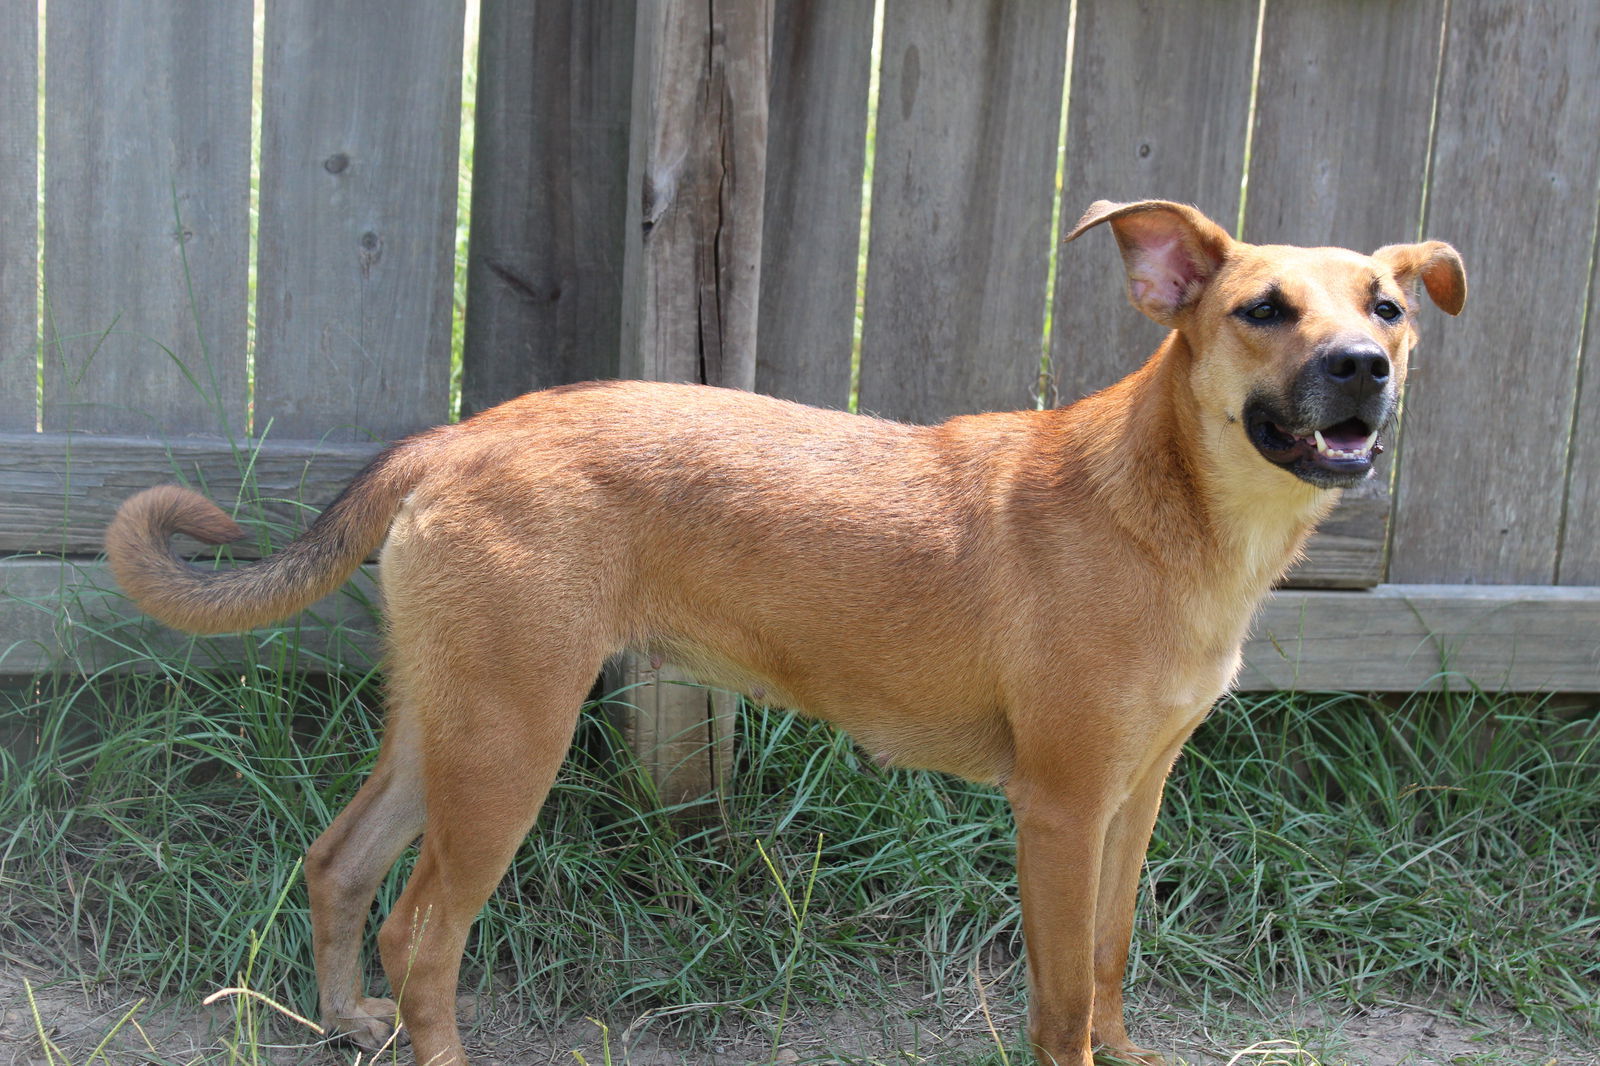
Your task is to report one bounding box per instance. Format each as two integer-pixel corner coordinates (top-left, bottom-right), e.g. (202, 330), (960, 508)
(1008, 772), (1109, 1066)
(1088, 737), (1187, 1066)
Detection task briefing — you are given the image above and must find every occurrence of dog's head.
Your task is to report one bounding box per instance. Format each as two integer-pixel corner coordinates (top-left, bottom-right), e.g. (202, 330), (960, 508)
(1067, 199), (1466, 489)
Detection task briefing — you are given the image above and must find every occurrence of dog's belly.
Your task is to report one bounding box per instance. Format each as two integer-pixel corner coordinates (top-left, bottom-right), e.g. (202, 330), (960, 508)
(637, 635), (1017, 783)
(637, 635), (806, 711)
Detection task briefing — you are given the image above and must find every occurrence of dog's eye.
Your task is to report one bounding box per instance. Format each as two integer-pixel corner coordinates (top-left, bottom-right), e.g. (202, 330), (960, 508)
(1239, 301), (1280, 323)
(1374, 299), (1403, 322)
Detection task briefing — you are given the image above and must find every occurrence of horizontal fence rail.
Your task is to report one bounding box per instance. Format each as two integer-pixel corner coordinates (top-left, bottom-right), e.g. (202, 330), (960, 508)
(8, 562), (1597, 694)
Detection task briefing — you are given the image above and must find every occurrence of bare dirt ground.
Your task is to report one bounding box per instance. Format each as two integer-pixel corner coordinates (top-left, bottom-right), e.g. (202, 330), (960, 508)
(3, 962), (1592, 1066)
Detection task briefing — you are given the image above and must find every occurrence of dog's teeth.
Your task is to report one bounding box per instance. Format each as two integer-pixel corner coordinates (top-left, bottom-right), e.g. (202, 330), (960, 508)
(1313, 428), (1375, 461)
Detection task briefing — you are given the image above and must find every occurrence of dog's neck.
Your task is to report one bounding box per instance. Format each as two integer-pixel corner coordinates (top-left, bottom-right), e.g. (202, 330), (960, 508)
(1072, 332), (1336, 602)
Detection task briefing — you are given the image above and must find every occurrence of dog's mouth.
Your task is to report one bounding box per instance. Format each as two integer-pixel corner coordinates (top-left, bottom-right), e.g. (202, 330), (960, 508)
(1245, 404), (1383, 487)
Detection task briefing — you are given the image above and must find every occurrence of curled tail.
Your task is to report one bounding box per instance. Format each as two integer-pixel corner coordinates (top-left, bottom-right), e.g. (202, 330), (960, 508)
(106, 443), (428, 635)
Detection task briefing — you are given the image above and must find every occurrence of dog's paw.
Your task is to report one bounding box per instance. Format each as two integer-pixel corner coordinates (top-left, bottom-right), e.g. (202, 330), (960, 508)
(326, 996), (404, 1052)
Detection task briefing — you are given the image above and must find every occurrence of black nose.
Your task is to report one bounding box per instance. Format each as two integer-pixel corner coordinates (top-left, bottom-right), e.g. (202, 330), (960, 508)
(1320, 344), (1390, 399)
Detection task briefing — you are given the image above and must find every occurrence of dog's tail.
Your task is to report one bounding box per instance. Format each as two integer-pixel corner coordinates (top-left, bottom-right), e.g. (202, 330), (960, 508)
(106, 440), (431, 635)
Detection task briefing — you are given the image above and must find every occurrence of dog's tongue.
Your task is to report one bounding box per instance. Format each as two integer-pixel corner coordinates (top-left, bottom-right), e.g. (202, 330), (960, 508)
(1319, 421), (1369, 451)
(1305, 418), (1382, 461)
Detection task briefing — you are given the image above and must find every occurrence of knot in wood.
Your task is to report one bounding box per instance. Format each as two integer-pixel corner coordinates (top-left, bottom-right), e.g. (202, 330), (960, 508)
(640, 168), (676, 237)
(358, 230), (382, 274)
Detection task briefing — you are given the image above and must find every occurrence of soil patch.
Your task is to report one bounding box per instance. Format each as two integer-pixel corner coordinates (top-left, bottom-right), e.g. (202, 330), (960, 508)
(3, 962), (1592, 1065)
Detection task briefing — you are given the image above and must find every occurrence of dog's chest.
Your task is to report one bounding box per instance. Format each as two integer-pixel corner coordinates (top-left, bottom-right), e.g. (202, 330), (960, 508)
(1161, 641), (1246, 716)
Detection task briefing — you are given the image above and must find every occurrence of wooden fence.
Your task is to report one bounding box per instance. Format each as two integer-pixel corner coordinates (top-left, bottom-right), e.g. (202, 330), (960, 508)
(3, 0), (1599, 792)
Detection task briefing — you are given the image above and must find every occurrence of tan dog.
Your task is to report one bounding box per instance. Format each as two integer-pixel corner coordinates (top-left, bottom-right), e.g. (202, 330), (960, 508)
(106, 200), (1464, 1066)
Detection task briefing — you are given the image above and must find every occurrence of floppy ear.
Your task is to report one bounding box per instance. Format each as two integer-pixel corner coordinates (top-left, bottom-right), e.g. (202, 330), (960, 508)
(1064, 199), (1234, 326)
(1372, 240), (1467, 316)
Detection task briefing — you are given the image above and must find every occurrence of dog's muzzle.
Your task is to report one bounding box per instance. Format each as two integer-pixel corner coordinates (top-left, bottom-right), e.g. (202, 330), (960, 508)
(1244, 342), (1396, 489)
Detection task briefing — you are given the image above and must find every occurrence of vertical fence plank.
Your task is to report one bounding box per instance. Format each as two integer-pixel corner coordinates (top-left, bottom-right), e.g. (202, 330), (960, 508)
(1050, 0), (1257, 405)
(43, 0), (250, 436)
(1389, 1), (1600, 585)
(461, 0), (636, 417)
(0, 0), (36, 431)
(1244, 0), (1443, 251)
(755, 0), (874, 410)
(857, 0), (1069, 424)
(616, 0), (772, 805)
(1558, 225), (1600, 585)
(1241, 0), (1446, 589)
(256, 0), (464, 443)
(619, 0), (770, 391)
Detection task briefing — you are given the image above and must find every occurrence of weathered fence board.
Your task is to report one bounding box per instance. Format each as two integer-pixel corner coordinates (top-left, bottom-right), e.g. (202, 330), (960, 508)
(0, 0), (34, 432)
(620, 0), (770, 390)
(10, 561), (1598, 697)
(255, 0), (464, 442)
(1244, 584), (1600, 693)
(42, 0), (251, 437)
(1561, 258), (1600, 585)
(1046, 0), (1387, 590)
(1240, 0), (1447, 588)
(857, 0), (1070, 423)
(1389, 0), (1600, 585)
(461, 0), (636, 415)
(0, 434), (381, 558)
(1051, 0), (1256, 405)
(615, 0), (774, 804)
(1243, 0), (1444, 252)
(755, 0), (875, 410)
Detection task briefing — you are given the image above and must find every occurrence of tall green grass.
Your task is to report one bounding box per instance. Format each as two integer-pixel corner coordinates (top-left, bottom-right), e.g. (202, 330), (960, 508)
(1140, 691), (1599, 1030)
(2, 616), (1596, 1062)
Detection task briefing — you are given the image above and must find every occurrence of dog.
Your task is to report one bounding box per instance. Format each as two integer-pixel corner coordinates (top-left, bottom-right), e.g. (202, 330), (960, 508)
(105, 199), (1465, 1065)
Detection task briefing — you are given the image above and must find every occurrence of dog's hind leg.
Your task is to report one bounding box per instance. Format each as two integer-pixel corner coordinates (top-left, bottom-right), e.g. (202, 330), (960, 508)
(305, 703), (427, 1050)
(375, 663), (597, 1066)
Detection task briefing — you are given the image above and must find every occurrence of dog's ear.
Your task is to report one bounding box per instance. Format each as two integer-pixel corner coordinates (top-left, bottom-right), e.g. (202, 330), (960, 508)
(1064, 199), (1234, 326)
(1371, 241), (1467, 316)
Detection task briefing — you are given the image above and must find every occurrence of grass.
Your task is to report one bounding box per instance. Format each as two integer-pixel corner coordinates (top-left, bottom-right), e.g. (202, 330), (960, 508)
(1, 572), (1596, 1064)
(1140, 692), (1599, 1021)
